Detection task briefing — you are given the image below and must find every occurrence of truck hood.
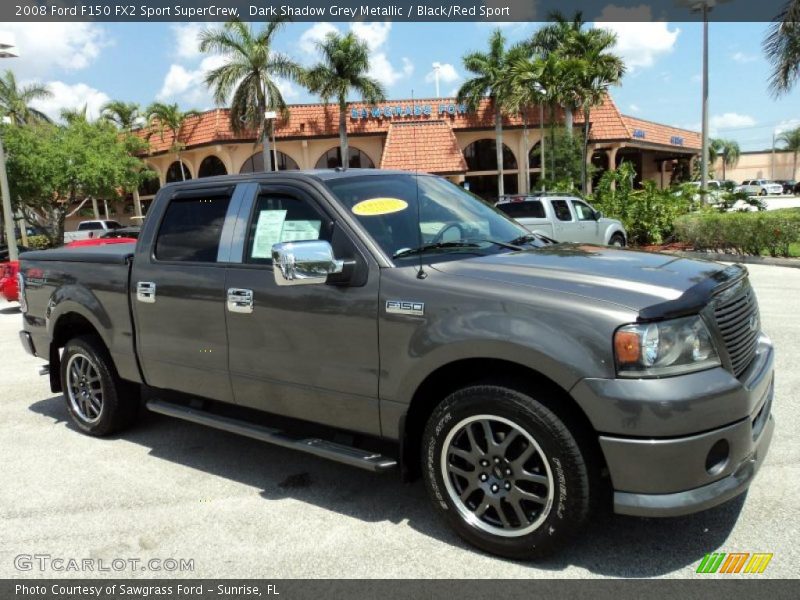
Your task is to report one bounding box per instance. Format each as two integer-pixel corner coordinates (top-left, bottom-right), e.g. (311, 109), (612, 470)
(431, 245), (743, 315)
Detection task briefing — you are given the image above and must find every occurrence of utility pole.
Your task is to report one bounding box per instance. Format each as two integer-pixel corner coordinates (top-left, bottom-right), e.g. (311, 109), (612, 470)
(701, 3), (709, 191)
(433, 63), (441, 98)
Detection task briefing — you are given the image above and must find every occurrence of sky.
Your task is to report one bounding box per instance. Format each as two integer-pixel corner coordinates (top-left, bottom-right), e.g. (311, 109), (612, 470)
(0, 20), (798, 152)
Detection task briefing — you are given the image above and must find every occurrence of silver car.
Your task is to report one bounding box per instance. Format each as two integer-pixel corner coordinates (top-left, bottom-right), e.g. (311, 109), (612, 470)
(497, 194), (627, 246)
(735, 179), (784, 196)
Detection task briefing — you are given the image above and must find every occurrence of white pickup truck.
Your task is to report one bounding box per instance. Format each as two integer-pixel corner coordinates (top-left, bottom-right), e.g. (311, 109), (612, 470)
(63, 220), (124, 243)
(496, 194), (627, 246)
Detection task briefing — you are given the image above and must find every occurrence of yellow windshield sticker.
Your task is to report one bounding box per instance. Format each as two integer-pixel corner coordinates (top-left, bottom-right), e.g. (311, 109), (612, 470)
(352, 197), (408, 216)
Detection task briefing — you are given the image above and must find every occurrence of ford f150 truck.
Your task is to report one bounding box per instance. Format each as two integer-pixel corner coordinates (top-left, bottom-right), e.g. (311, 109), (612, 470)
(17, 170), (775, 559)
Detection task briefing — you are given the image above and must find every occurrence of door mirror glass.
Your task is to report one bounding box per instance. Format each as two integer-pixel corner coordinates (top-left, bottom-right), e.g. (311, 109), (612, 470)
(594, 210), (603, 220)
(272, 240), (343, 286)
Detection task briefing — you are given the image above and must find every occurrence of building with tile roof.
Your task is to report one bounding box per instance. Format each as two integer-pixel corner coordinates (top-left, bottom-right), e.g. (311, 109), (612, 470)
(119, 93), (700, 219)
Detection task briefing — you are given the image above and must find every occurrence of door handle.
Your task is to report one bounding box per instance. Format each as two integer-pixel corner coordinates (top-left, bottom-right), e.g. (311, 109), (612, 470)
(137, 281), (156, 303)
(227, 288), (254, 314)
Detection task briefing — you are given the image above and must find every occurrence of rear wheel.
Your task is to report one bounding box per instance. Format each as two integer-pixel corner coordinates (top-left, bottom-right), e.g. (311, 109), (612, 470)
(759, 188), (768, 196)
(609, 233), (626, 247)
(60, 336), (139, 436)
(421, 384), (591, 559)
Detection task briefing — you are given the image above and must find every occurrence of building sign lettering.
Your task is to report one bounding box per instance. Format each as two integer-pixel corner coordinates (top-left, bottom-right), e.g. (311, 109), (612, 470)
(351, 103), (469, 120)
(671, 136), (685, 146)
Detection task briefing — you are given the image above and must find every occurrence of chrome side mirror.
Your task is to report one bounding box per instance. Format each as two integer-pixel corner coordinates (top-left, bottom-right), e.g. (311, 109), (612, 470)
(272, 240), (344, 286)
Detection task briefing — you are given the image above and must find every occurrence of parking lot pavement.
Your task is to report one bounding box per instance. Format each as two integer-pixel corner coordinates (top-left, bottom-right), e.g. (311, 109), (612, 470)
(0, 262), (797, 579)
(764, 195), (800, 210)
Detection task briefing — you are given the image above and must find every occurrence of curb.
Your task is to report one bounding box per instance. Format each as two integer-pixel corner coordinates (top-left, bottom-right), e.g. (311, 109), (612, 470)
(670, 251), (800, 269)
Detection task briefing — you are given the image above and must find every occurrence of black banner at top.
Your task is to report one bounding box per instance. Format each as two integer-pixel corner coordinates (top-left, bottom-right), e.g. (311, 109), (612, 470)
(1, 0), (794, 23)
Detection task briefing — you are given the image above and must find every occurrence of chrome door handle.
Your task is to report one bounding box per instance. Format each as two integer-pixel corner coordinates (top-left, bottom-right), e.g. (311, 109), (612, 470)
(227, 288), (254, 314)
(137, 281), (156, 303)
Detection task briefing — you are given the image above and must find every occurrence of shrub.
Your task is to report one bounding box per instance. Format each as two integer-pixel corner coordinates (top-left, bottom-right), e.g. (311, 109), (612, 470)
(591, 163), (696, 245)
(17, 235), (52, 250)
(675, 209), (800, 257)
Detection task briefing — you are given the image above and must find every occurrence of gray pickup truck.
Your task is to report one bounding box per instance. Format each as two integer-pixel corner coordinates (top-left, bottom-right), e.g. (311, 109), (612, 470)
(17, 170), (774, 559)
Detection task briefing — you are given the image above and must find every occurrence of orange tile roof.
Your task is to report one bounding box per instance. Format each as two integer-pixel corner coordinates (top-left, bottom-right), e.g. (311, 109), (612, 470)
(621, 115), (702, 150)
(380, 120), (467, 173)
(136, 95), (699, 155)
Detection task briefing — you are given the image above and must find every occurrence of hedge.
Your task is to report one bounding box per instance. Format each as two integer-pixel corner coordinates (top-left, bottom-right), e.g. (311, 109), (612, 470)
(674, 209), (800, 258)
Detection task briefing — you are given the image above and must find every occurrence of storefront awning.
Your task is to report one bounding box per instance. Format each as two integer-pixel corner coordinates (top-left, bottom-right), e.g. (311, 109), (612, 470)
(380, 121), (467, 174)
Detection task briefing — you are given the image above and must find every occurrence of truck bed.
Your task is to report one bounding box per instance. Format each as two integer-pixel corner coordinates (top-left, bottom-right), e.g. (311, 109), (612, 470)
(21, 243), (136, 264)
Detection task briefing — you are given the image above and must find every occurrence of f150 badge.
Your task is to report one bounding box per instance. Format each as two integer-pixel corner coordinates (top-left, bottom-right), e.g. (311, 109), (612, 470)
(386, 300), (425, 317)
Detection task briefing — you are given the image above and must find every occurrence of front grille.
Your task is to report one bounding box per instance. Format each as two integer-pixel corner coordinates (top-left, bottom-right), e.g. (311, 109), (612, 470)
(713, 279), (760, 377)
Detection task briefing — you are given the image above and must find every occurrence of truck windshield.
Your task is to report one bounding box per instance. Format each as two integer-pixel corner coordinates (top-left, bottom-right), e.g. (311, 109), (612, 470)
(324, 174), (542, 261)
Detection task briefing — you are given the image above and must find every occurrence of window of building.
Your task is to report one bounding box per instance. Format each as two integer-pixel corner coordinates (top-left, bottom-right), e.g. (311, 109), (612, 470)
(138, 172), (161, 197)
(315, 147), (375, 169)
(464, 174), (518, 202)
(528, 142), (542, 169)
(245, 193), (331, 264)
(198, 155), (228, 178)
(239, 151), (299, 173)
(551, 200), (573, 222)
(165, 161), (192, 183)
(463, 139), (518, 172)
(155, 194), (231, 262)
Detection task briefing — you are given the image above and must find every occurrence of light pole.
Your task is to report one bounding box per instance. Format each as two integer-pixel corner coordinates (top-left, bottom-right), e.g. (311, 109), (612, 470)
(771, 128), (782, 180)
(677, 0), (731, 192)
(433, 63), (441, 98)
(1, 42), (19, 261)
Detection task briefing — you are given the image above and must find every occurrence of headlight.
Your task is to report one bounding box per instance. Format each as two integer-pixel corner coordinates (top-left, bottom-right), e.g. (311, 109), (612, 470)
(614, 315), (720, 377)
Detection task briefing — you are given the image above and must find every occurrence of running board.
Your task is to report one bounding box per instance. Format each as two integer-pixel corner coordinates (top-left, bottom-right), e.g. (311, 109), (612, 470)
(146, 399), (397, 473)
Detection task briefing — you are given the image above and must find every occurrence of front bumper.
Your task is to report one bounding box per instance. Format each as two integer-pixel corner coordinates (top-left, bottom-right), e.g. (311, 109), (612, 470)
(572, 334), (775, 517)
(19, 330), (36, 356)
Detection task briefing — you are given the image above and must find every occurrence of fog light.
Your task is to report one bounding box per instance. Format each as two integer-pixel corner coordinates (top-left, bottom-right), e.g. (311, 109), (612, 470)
(705, 439), (730, 475)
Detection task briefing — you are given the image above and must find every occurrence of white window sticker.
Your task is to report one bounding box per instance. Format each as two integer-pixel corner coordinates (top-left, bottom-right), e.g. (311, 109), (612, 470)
(281, 220), (321, 242)
(251, 210), (287, 258)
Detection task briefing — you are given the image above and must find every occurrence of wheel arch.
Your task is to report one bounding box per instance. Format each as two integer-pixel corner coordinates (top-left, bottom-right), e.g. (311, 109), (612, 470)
(48, 311), (107, 393)
(400, 357), (604, 483)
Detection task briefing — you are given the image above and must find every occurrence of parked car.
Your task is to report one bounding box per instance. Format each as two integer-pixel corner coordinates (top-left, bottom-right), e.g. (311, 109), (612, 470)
(735, 179), (784, 196)
(0, 260), (19, 302)
(794, 181), (800, 196)
(65, 237), (138, 248)
(774, 180), (797, 195)
(63, 220), (124, 243)
(101, 226), (140, 240)
(496, 194), (627, 246)
(17, 170), (774, 559)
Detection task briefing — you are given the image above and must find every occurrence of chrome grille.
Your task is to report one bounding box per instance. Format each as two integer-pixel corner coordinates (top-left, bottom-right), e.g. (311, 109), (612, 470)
(713, 279), (760, 377)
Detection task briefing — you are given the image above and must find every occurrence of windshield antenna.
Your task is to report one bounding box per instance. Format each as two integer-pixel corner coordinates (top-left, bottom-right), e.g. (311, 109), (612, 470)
(411, 89), (427, 279)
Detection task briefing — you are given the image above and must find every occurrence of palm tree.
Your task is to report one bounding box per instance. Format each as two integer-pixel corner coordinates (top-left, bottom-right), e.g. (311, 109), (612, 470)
(60, 104), (88, 124)
(0, 70), (52, 125)
(101, 101), (141, 130)
(764, 0), (800, 96)
(145, 102), (200, 181)
(777, 127), (800, 180)
(503, 46), (547, 193)
(457, 29), (511, 196)
(305, 31), (386, 170)
(571, 27), (625, 193)
(713, 139), (741, 181)
(530, 12), (587, 136)
(200, 19), (302, 172)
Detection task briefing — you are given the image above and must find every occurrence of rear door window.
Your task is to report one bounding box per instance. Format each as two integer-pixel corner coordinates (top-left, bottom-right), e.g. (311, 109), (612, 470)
(155, 193), (231, 262)
(551, 200), (573, 222)
(78, 222), (102, 231)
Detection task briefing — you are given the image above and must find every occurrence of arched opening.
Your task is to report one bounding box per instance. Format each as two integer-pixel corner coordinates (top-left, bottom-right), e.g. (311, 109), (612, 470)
(165, 161), (192, 183)
(462, 139), (518, 201)
(198, 155), (228, 178)
(138, 171), (161, 197)
(528, 142), (542, 169)
(239, 151), (300, 173)
(315, 147), (375, 169)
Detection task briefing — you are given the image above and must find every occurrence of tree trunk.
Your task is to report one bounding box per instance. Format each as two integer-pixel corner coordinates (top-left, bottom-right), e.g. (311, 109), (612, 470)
(91, 197), (100, 219)
(178, 152), (186, 181)
(582, 105), (591, 194)
(339, 100), (348, 169)
(564, 105), (574, 137)
(539, 103), (546, 188)
(722, 160), (726, 181)
(133, 189), (143, 218)
(549, 105), (556, 180)
(522, 113), (530, 194)
(495, 104), (504, 198)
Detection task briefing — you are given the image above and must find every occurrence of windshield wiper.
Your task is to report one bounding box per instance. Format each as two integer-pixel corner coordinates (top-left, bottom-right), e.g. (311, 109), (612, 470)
(393, 238), (524, 259)
(509, 232), (556, 246)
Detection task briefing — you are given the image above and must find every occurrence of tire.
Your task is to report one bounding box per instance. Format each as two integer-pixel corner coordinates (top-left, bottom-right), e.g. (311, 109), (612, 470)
(609, 233), (626, 247)
(759, 188), (767, 196)
(60, 335), (139, 436)
(421, 384), (591, 559)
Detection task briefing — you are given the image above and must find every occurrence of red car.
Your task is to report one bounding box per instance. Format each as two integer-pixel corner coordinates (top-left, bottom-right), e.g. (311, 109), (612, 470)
(0, 260), (19, 302)
(64, 237), (137, 248)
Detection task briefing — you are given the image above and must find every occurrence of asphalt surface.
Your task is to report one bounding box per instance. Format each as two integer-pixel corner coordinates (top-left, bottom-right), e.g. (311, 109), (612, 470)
(0, 263), (797, 579)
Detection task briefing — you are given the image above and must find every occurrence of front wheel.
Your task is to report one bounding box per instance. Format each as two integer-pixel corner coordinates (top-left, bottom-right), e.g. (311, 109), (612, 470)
(759, 188), (768, 196)
(609, 233), (626, 247)
(421, 384), (591, 559)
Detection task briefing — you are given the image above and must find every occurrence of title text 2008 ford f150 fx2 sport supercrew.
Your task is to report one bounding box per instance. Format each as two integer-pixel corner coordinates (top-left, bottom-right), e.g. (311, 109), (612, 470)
(17, 170), (774, 559)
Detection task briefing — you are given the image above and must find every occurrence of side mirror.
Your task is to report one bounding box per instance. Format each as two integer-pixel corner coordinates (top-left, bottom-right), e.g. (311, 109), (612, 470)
(272, 240), (344, 286)
(594, 211), (603, 220)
